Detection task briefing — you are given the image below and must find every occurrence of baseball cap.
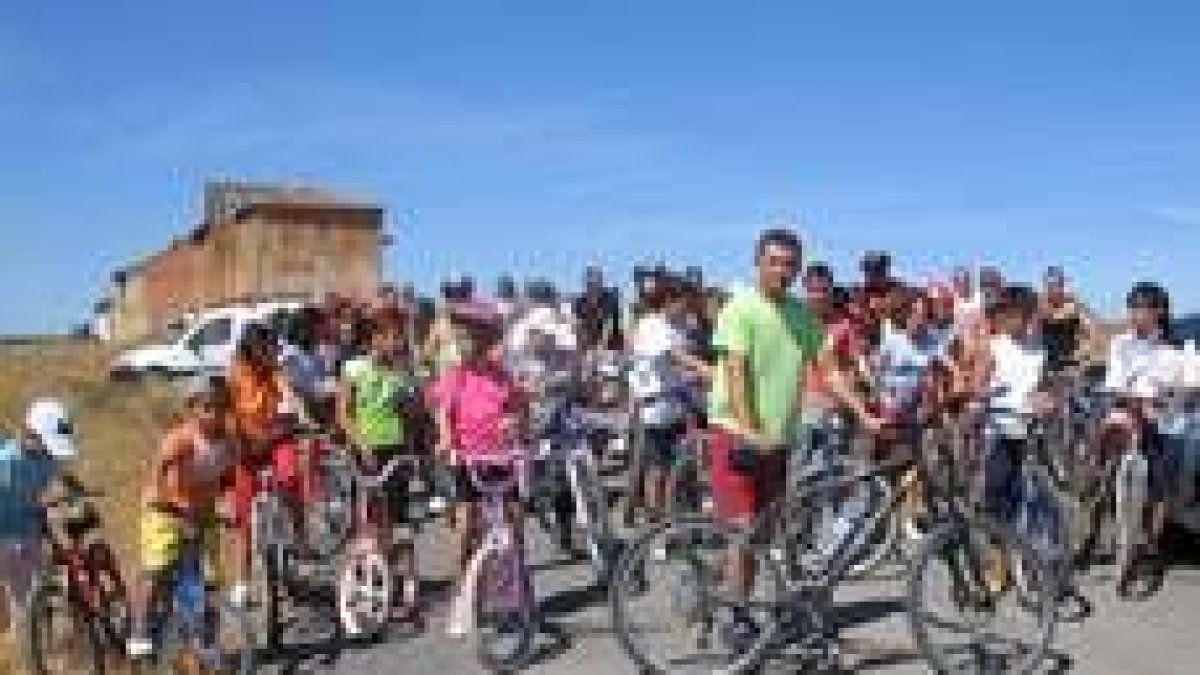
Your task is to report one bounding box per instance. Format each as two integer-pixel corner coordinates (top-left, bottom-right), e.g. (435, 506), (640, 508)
(25, 398), (77, 459)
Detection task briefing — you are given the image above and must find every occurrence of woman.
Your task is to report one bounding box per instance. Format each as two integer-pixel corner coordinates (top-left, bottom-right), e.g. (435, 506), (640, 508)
(1102, 281), (1177, 590)
(628, 276), (709, 520)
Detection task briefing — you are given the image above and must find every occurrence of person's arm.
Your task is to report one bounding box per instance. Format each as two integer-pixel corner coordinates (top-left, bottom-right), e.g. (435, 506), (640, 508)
(336, 376), (359, 452)
(821, 340), (881, 431)
(712, 298), (763, 443)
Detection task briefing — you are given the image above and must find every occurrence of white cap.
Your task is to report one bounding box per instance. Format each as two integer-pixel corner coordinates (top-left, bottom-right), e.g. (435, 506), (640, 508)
(25, 398), (77, 459)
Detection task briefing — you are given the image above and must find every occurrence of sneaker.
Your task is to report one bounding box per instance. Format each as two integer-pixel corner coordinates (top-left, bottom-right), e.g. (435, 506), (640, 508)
(127, 636), (154, 659)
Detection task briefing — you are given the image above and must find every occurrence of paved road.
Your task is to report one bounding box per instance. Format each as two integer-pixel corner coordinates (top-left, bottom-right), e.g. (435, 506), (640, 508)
(258, 511), (1200, 675)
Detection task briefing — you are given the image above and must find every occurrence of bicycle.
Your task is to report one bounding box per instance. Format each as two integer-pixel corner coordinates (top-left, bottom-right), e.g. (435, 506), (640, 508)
(129, 519), (255, 674)
(534, 404), (619, 581)
(291, 424), (357, 561)
(611, 422), (1061, 674)
(24, 488), (130, 675)
(241, 423), (356, 651)
(446, 449), (538, 673)
(336, 452), (426, 640)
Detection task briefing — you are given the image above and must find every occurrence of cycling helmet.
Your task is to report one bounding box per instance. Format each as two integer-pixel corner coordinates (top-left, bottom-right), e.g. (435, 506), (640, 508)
(449, 299), (503, 331)
(26, 398), (77, 459)
(1127, 281), (1169, 310)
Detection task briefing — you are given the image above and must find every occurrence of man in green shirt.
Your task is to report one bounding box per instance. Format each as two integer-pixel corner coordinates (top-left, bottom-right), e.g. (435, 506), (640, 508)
(709, 229), (824, 520)
(706, 228), (824, 649)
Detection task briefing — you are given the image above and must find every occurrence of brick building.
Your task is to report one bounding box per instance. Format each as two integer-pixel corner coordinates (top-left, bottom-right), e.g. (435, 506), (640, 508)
(102, 181), (389, 343)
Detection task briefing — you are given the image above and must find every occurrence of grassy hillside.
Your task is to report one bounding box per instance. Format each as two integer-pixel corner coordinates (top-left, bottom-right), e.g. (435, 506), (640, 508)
(0, 340), (181, 672)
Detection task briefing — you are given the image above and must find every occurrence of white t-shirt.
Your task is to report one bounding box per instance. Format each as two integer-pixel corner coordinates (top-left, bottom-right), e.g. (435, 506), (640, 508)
(1104, 332), (1175, 399)
(630, 313), (686, 359)
(987, 334), (1047, 438)
(628, 313), (688, 425)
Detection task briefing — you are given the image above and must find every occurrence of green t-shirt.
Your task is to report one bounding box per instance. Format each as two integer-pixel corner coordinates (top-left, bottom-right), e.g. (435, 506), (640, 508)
(345, 358), (407, 449)
(708, 288), (824, 445)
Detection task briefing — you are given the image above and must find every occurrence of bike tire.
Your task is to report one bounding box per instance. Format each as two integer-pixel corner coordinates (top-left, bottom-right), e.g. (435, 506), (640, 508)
(1115, 450), (1150, 598)
(303, 448), (357, 561)
(473, 545), (537, 673)
(89, 542), (133, 653)
(335, 542), (394, 640)
(577, 457), (616, 582)
(907, 515), (1057, 675)
(247, 498), (286, 653)
(24, 571), (107, 675)
(609, 515), (784, 675)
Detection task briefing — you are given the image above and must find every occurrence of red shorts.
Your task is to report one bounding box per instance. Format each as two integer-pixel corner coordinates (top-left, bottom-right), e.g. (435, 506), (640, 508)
(231, 438), (305, 532)
(708, 427), (787, 524)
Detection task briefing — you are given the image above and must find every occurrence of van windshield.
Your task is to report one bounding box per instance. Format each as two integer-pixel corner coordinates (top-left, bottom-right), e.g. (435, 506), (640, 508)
(184, 317), (233, 351)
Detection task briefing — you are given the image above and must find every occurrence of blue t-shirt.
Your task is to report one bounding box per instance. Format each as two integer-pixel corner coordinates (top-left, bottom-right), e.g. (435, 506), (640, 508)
(0, 437), (57, 540)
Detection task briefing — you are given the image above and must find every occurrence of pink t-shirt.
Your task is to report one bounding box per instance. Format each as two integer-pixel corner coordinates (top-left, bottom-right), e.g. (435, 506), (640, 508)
(429, 362), (523, 460)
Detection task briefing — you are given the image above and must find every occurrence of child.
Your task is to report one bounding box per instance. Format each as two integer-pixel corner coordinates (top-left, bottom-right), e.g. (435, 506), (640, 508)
(128, 376), (237, 657)
(337, 320), (421, 620)
(974, 286), (1054, 530)
(0, 399), (79, 638)
(428, 301), (527, 582)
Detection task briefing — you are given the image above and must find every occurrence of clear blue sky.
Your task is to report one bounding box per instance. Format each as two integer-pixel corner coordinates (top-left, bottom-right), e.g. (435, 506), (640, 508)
(2, 0), (1199, 333)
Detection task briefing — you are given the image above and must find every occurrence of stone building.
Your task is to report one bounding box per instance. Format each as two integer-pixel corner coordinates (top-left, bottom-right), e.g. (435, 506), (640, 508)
(102, 181), (389, 343)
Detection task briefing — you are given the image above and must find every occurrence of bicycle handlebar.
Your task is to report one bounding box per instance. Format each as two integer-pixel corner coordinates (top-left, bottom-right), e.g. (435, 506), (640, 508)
(459, 451), (528, 495)
(356, 454), (422, 490)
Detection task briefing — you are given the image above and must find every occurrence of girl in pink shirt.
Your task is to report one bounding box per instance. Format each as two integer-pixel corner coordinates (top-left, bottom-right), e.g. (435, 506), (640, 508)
(428, 301), (527, 579)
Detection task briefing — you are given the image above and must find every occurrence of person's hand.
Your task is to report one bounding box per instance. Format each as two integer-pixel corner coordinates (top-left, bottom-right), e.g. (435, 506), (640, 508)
(859, 413), (887, 436)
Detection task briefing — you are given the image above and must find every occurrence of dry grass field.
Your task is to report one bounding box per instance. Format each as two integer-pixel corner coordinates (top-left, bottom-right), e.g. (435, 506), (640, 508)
(0, 340), (181, 674)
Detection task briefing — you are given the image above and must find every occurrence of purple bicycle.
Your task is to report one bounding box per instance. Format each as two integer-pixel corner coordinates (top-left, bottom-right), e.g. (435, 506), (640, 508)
(446, 449), (537, 672)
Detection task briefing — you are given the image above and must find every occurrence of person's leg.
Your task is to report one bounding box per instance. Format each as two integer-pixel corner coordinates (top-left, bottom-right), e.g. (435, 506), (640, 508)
(129, 510), (177, 655)
(229, 462), (257, 605)
(709, 429), (757, 599)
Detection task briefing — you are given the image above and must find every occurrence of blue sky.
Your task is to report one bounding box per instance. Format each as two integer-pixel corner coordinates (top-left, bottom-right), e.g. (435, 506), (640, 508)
(2, 0), (1199, 333)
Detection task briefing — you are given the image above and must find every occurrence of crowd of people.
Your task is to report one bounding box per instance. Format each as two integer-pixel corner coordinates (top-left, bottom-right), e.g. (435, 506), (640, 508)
(1, 226), (1197, 664)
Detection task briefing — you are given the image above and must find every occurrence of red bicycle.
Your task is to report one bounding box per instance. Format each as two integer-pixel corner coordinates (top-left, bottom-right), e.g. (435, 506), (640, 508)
(24, 487), (130, 675)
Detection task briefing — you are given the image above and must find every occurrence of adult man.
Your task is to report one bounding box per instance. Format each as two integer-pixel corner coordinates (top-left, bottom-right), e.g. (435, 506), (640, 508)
(573, 266), (622, 352)
(707, 229), (826, 643)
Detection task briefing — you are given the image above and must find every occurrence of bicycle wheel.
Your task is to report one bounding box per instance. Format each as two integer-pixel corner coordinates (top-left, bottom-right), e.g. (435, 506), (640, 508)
(248, 493), (290, 651)
(336, 541), (393, 639)
(89, 542), (133, 653)
(908, 515), (1057, 674)
(474, 544), (536, 672)
(574, 456), (616, 580)
(610, 515), (784, 674)
(1114, 450), (1150, 597)
(776, 459), (896, 580)
(24, 571), (107, 675)
(304, 447), (357, 560)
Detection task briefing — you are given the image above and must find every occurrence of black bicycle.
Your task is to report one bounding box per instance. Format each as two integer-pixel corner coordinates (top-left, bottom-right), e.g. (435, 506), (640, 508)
(611, 423), (1062, 674)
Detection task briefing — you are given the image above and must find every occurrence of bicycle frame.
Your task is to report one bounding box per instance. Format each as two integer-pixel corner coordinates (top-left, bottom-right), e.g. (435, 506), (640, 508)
(766, 425), (996, 609)
(446, 453), (533, 638)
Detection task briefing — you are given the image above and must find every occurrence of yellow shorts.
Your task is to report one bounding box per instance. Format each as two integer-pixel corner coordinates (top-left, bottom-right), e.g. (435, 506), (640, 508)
(139, 509), (224, 586)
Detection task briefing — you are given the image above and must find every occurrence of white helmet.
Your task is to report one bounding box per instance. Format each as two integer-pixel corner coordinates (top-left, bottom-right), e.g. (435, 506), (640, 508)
(25, 398), (77, 459)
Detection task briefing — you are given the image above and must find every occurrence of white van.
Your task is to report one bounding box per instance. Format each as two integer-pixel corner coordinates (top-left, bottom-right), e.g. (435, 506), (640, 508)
(110, 302), (303, 379)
